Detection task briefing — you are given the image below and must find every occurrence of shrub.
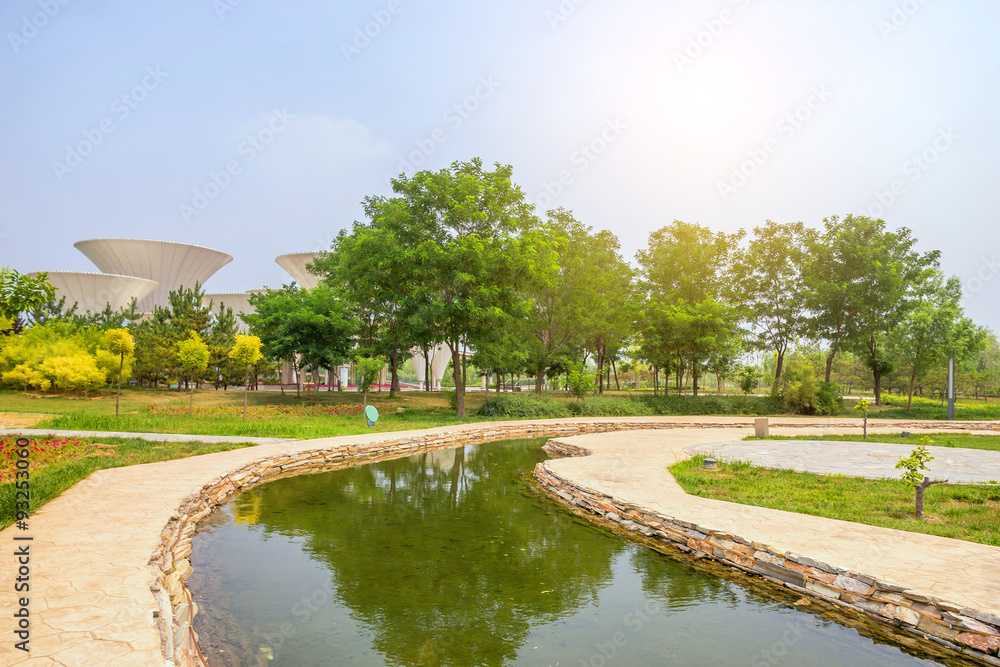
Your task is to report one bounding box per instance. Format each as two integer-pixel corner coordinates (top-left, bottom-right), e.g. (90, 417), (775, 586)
(476, 393), (570, 419)
(636, 394), (779, 416)
(567, 396), (650, 417)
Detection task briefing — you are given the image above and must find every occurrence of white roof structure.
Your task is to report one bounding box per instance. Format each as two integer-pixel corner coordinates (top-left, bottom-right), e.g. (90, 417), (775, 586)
(274, 252), (323, 290)
(28, 271), (158, 315)
(74, 238), (233, 312)
(203, 290), (264, 333)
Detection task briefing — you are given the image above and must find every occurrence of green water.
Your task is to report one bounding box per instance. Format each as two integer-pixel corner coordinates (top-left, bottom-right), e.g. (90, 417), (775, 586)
(189, 439), (951, 666)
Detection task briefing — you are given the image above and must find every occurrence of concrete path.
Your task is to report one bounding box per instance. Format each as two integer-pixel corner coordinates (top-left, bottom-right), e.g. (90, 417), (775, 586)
(547, 427), (1000, 619)
(0, 417), (997, 665)
(685, 439), (1000, 484)
(0, 429), (295, 445)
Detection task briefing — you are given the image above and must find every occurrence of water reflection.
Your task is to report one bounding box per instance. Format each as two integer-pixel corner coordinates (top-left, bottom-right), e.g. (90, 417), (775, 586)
(190, 439), (949, 667)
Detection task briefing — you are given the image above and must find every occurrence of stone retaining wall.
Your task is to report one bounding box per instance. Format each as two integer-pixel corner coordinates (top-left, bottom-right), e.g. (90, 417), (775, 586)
(149, 418), (1000, 665)
(534, 438), (1000, 666)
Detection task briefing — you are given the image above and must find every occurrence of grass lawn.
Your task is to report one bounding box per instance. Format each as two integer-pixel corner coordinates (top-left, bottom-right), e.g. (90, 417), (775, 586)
(0, 434), (255, 530)
(670, 455), (1000, 546)
(863, 394), (1000, 421)
(747, 432), (1000, 452)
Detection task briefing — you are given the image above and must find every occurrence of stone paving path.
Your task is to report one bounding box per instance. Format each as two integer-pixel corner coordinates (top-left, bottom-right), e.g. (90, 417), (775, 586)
(0, 429), (294, 445)
(546, 428), (1000, 620)
(0, 417), (997, 666)
(685, 440), (1000, 484)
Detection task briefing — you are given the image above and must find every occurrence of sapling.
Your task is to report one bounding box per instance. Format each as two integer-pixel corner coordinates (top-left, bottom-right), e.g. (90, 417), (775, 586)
(855, 397), (870, 441)
(895, 440), (947, 520)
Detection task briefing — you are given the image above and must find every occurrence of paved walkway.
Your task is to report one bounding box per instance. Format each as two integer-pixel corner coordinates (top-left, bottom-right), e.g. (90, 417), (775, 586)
(546, 428), (1000, 619)
(0, 429), (295, 445)
(685, 439), (1000, 484)
(0, 417), (998, 665)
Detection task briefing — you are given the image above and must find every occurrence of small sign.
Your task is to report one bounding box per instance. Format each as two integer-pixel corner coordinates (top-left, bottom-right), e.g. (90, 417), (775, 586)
(365, 405), (379, 426)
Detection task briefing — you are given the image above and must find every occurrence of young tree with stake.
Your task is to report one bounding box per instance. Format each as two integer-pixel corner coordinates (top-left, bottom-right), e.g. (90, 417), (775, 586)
(102, 328), (135, 419)
(177, 331), (210, 416)
(229, 334), (264, 421)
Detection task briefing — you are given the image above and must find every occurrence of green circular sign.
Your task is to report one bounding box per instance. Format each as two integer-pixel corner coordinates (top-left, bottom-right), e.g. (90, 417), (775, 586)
(365, 405), (379, 423)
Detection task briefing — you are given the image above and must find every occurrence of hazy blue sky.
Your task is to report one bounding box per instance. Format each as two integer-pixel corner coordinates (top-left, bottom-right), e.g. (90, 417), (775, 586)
(2, 0), (998, 332)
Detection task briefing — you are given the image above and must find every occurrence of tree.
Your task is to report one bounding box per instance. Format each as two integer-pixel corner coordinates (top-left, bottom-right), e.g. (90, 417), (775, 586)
(890, 273), (985, 413)
(566, 363), (594, 401)
(728, 221), (813, 381)
(356, 356), (386, 407)
(855, 397), (870, 441)
(738, 365), (761, 395)
(807, 216), (939, 404)
(895, 442), (947, 520)
(381, 158), (555, 417)
(102, 328), (135, 418)
(177, 331), (210, 415)
(245, 284), (356, 402)
(229, 334), (263, 421)
(0, 268), (56, 319)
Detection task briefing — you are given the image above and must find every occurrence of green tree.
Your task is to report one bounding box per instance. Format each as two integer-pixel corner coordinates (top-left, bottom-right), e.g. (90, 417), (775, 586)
(728, 221), (813, 381)
(807, 216), (939, 404)
(0, 268), (56, 319)
(383, 158), (555, 417)
(355, 355), (386, 407)
(229, 334), (263, 421)
(177, 331), (210, 415)
(895, 443), (947, 520)
(890, 273), (986, 413)
(102, 328), (135, 418)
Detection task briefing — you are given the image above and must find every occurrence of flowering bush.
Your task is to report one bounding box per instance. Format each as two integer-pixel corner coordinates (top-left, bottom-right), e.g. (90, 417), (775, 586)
(143, 403), (390, 419)
(0, 435), (96, 483)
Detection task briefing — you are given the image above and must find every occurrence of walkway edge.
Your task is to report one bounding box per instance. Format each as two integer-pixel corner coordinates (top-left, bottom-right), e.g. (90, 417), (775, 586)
(534, 439), (1000, 665)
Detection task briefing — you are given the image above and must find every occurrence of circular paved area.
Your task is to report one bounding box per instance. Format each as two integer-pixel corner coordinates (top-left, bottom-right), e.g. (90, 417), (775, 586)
(684, 440), (1000, 484)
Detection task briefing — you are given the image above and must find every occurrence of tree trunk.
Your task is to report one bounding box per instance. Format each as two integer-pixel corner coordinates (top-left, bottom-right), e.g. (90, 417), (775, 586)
(424, 346), (431, 391)
(653, 365), (658, 397)
(189, 371), (195, 415)
(692, 360), (699, 397)
(824, 345), (839, 384)
(612, 358), (620, 391)
(450, 342), (465, 417)
(907, 367), (917, 414)
(774, 350), (785, 381)
(116, 353), (124, 419)
(242, 367), (249, 421)
(390, 342), (400, 398)
(535, 368), (544, 395)
(915, 477), (947, 519)
(873, 368), (883, 405)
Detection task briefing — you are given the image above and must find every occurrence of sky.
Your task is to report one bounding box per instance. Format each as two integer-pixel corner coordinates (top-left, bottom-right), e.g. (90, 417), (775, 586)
(2, 0), (998, 333)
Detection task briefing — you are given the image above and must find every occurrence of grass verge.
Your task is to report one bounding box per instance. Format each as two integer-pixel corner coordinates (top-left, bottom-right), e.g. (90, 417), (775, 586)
(1, 435), (255, 530)
(745, 433), (1000, 452)
(669, 455), (1000, 546)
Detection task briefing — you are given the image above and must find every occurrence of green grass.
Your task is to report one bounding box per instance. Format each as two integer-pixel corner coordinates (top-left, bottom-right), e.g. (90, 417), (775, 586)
(670, 455), (1000, 546)
(865, 394), (1000, 421)
(746, 433), (1000, 452)
(1, 435), (255, 530)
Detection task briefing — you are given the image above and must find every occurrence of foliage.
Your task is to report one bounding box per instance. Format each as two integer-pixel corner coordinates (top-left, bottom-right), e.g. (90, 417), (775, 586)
(0, 268), (56, 319)
(566, 364), (594, 401)
(738, 365), (761, 395)
(475, 393), (571, 419)
(636, 393), (780, 416)
(566, 396), (648, 416)
(356, 355), (386, 406)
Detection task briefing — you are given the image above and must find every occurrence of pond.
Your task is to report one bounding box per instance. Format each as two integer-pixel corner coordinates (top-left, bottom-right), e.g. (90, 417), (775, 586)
(188, 438), (955, 666)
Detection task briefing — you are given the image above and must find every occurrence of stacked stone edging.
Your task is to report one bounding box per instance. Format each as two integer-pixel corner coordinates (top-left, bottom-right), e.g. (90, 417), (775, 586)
(148, 418), (1000, 665)
(534, 439), (1000, 665)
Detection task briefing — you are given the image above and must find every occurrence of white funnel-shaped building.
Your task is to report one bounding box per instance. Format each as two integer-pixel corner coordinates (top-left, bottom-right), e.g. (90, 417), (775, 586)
(75, 238), (233, 312)
(274, 252), (323, 290)
(28, 271), (158, 315)
(203, 290), (265, 333)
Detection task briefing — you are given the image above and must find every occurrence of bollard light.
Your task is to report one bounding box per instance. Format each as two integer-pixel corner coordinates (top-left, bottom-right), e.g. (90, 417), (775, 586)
(703, 457), (717, 470)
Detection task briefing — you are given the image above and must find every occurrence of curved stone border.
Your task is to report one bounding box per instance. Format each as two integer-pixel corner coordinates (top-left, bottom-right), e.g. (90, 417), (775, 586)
(151, 419), (752, 665)
(534, 439), (1000, 665)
